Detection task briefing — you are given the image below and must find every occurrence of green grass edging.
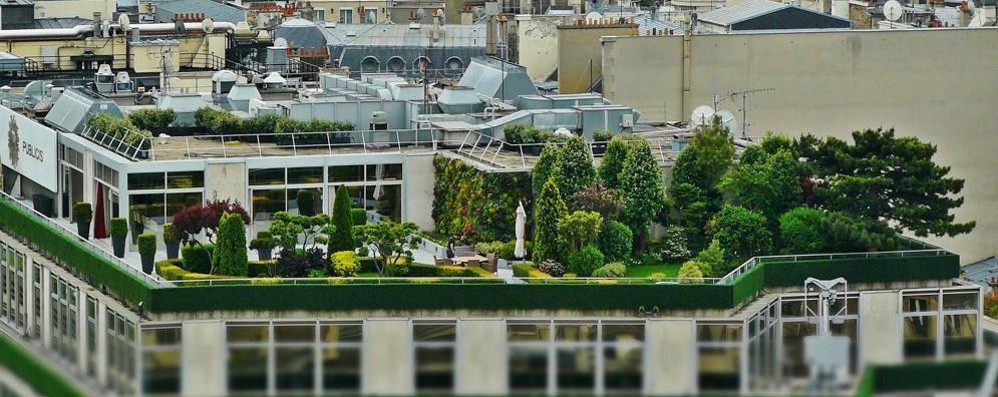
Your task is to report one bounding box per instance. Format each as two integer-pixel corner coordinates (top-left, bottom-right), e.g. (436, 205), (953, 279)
(0, 199), (153, 307)
(0, 333), (87, 397)
(855, 360), (987, 396)
(762, 254), (960, 287)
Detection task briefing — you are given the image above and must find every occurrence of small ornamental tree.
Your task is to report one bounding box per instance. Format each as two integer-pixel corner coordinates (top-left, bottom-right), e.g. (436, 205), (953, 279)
(354, 220), (422, 276)
(711, 205), (772, 260)
(553, 136), (597, 201)
(571, 183), (623, 221)
(597, 221), (633, 263)
(329, 185), (356, 253)
(670, 116), (735, 201)
(598, 136), (631, 190)
(212, 212), (248, 276)
(532, 145), (562, 200)
(779, 207), (828, 254)
(678, 260), (705, 283)
(172, 199), (250, 247)
(695, 240), (726, 277)
(557, 211), (603, 253)
(719, 149), (803, 225)
(619, 138), (665, 251)
(532, 179), (569, 264)
(567, 244), (605, 277)
(660, 225), (691, 263)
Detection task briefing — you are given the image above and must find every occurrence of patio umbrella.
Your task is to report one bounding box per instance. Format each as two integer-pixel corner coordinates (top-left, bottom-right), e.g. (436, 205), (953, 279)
(514, 201), (526, 259)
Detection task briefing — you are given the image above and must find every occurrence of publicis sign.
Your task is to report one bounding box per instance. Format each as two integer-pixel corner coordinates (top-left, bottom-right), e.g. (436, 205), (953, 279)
(0, 106), (57, 191)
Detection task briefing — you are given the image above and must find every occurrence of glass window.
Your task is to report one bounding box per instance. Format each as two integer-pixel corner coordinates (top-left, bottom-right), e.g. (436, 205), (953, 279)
(328, 165), (364, 183)
(252, 189), (286, 230)
(602, 323), (644, 342)
(249, 168), (286, 186)
(320, 324), (363, 343)
(943, 292), (978, 311)
(414, 324), (456, 342)
(367, 185), (401, 222)
(323, 347), (360, 391)
(228, 347), (268, 393)
(944, 314), (976, 357)
(555, 323), (597, 342)
(363, 8), (377, 24)
(698, 346), (740, 391)
(166, 192), (202, 221)
(130, 194), (166, 229)
(508, 322), (550, 342)
(556, 346), (595, 392)
(415, 346), (453, 392)
(697, 323), (742, 342)
(275, 324), (315, 343)
(167, 171), (204, 189)
(366, 163), (402, 181)
(128, 173), (165, 190)
(142, 328), (181, 346)
(288, 188), (322, 217)
(604, 344), (642, 392)
(903, 294), (939, 313)
(288, 167), (324, 184)
(276, 347), (314, 392)
(339, 8), (353, 23)
(903, 316), (937, 360)
(509, 346), (547, 392)
(228, 325), (269, 343)
(143, 350), (180, 395)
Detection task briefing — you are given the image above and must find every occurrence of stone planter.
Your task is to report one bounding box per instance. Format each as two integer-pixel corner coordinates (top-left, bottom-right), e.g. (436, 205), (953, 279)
(141, 254), (155, 274)
(77, 221), (90, 240)
(165, 242), (180, 259)
(112, 235), (126, 258)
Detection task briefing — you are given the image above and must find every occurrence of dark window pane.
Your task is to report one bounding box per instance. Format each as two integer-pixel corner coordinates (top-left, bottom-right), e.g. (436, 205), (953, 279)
(320, 324), (363, 343)
(556, 347), (594, 392)
(288, 167), (324, 184)
(167, 171), (204, 189)
(328, 165), (364, 183)
(142, 327), (181, 346)
(228, 347), (268, 392)
(507, 322), (550, 342)
(367, 185), (400, 222)
(903, 316), (937, 360)
(288, 188), (322, 217)
(602, 323), (644, 342)
(249, 168), (285, 186)
(604, 346), (642, 391)
(696, 324), (742, 342)
(555, 323), (597, 342)
(166, 192), (202, 221)
(509, 347), (546, 392)
(366, 163), (402, 181)
(227, 325), (269, 343)
(323, 347), (361, 391)
(414, 324), (455, 342)
(143, 350), (180, 394)
(276, 347), (314, 391)
(275, 325), (315, 343)
(698, 346), (740, 391)
(943, 293), (978, 311)
(416, 346), (454, 391)
(128, 173), (165, 190)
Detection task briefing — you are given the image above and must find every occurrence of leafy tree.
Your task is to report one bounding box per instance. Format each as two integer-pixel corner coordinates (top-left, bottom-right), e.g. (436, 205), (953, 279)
(710, 204), (772, 260)
(779, 207), (827, 254)
(212, 212), (248, 276)
(571, 183), (623, 221)
(678, 260), (704, 283)
(597, 221), (633, 263)
(553, 136), (597, 200)
(670, 117), (735, 203)
(660, 225), (691, 263)
(800, 128), (975, 237)
(268, 212), (331, 255)
(695, 240), (726, 276)
(598, 136), (631, 190)
(665, 182), (712, 250)
(532, 179), (569, 263)
(329, 185), (355, 253)
(557, 211), (603, 252)
(823, 211), (900, 253)
(354, 220), (422, 276)
(719, 149), (803, 224)
(532, 145), (562, 200)
(619, 138), (665, 251)
(567, 244), (605, 276)
(172, 199), (250, 265)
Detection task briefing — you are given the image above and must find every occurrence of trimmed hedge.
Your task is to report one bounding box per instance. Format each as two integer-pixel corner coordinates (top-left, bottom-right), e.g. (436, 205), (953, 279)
(761, 253), (960, 287)
(0, 333), (86, 397)
(0, 198), (153, 307)
(855, 360), (987, 396)
(512, 263), (551, 278)
(155, 260), (229, 281)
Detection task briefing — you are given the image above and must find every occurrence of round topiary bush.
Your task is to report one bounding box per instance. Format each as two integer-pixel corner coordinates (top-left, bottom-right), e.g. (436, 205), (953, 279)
(110, 218), (128, 238)
(597, 221), (632, 263)
(330, 250), (360, 277)
(137, 233), (157, 255)
(567, 245), (605, 277)
(591, 262), (627, 278)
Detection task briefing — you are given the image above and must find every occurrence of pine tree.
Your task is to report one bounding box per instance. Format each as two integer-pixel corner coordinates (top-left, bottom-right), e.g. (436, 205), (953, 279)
(532, 178), (569, 264)
(553, 136), (596, 201)
(212, 212), (248, 277)
(329, 185), (355, 253)
(619, 138), (665, 251)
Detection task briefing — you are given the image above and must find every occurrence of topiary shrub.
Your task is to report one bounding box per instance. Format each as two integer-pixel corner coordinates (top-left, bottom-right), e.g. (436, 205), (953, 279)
(181, 244), (214, 273)
(330, 250), (360, 277)
(537, 260), (565, 277)
(678, 260), (705, 283)
(329, 185), (356, 253)
(137, 233), (157, 255)
(597, 221), (632, 263)
(779, 207), (828, 254)
(567, 244), (605, 276)
(474, 241), (505, 255)
(351, 208), (367, 226)
(593, 130), (613, 141)
(211, 212), (248, 277)
(110, 218), (128, 238)
(591, 262), (627, 278)
(532, 179), (568, 263)
(162, 223), (179, 244)
(296, 190), (317, 216)
(72, 202), (92, 224)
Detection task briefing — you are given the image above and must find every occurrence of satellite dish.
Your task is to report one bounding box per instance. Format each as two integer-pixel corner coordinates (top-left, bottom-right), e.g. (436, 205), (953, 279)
(690, 105), (715, 127)
(883, 0), (902, 22)
(715, 110), (738, 135)
(202, 17), (215, 33)
(118, 13), (130, 32)
(274, 38), (289, 48)
(585, 12), (603, 20)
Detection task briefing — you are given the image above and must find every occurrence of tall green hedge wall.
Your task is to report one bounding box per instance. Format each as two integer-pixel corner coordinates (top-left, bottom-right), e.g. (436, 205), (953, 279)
(432, 156), (532, 242)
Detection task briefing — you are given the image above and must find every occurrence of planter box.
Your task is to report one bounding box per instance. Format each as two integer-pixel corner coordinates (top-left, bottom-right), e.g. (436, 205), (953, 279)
(591, 143), (607, 156)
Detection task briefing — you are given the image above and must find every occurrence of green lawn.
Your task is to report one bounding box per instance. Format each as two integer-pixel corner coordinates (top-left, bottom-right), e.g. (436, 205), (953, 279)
(357, 272), (381, 278)
(625, 264), (682, 278)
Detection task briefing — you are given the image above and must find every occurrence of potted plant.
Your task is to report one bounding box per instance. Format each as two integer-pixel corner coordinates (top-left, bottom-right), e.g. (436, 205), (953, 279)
(137, 233), (157, 275)
(72, 202), (92, 239)
(110, 218), (128, 258)
(249, 231), (276, 260)
(592, 130), (613, 155)
(129, 205), (147, 243)
(163, 223), (180, 259)
(296, 190), (316, 216)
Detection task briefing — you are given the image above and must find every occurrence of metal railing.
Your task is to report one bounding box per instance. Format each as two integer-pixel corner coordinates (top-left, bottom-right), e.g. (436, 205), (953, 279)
(81, 126), (150, 161)
(0, 190), (165, 286)
(716, 236), (951, 285)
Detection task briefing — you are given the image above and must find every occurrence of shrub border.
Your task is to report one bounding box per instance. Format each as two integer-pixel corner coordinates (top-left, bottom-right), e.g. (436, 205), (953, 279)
(0, 333), (86, 397)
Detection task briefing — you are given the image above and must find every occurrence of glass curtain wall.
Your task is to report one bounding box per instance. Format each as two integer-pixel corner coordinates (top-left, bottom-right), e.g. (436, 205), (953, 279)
(902, 288), (980, 361)
(413, 321), (456, 393)
(249, 167), (324, 232)
(328, 163), (402, 223)
(696, 321), (743, 393)
(106, 308), (137, 395)
(141, 325), (182, 396)
(0, 242), (25, 334)
(128, 171), (205, 243)
(779, 293), (858, 379)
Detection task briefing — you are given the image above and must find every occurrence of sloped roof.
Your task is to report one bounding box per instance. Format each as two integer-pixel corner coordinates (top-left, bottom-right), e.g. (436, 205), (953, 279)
(697, 0), (850, 27)
(33, 17), (91, 29)
(155, 0), (247, 23)
(962, 256), (998, 293)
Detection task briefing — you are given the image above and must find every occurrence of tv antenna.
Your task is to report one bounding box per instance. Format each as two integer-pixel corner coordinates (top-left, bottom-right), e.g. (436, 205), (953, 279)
(728, 87), (775, 138)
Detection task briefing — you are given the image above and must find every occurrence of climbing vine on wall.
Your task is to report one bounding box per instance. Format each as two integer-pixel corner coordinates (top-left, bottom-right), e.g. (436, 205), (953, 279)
(432, 156), (532, 243)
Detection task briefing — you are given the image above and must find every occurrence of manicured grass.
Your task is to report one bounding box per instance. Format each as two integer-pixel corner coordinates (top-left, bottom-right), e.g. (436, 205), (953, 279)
(626, 263), (682, 278)
(357, 272), (381, 278)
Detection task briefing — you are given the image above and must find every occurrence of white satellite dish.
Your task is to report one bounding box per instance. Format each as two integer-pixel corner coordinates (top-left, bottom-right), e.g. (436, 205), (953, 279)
(883, 0), (902, 22)
(202, 18), (215, 33)
(690, 105), (715, 127)
(715, 110), (738, 135)
(118, 13), (130, 32)
(274, 37), (289, 48)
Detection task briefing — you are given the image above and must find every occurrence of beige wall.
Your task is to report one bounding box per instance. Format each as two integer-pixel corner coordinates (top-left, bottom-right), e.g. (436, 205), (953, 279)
(455, 319), (507, 395)
(363, 319), (414, 395)
(558, 23), (635, 94)
(515, 15), (577, 83)
(205, 161), (247, 205)
(602, 28), (998, 262)
(858, 291), (902, 365)
(309, 1), (387, 23)
(2, 33), (226, 73)
(403, 153), (436, 231)
(645, 319), (696, 394)
(34, 0), (115, 19)
(181, 321), (226, 396)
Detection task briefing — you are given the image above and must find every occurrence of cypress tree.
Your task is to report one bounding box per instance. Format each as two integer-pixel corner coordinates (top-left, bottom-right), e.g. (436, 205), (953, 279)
(553, 136), (596, 201)
(329, 185), (355, 253)
(532, 145), (561, 200)
(598, 137), (630, 190)
(532, 178), (569, 264)
(212, 212), (248, 276)
(620, 138), (665, 252)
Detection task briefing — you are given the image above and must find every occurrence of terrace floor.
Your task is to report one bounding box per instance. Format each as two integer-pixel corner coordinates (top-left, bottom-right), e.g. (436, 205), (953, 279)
(146, 136), (439, 161)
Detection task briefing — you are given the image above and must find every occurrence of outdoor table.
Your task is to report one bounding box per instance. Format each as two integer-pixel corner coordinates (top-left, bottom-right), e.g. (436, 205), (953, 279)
(450, 255), (487, 267)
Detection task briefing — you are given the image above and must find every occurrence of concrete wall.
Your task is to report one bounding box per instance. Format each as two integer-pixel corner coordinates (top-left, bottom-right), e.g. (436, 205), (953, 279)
(455, 319), (507, 395)
(34, 0), (115, 19)
(515, 15), (577, 83)
(363, 319), (414, 395)
(205, 161), (247, 205)
(181, 321), (226, 396)
(601, 28), (998, 262)
(645, 319), (697, 395)
(858, 291), (902, 366)
(403, 153), (436, 231)
(557, 22), (636, 94)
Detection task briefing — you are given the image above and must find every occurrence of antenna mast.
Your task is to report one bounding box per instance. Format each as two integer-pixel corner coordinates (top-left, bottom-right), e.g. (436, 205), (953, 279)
(728, 87), (775, 138)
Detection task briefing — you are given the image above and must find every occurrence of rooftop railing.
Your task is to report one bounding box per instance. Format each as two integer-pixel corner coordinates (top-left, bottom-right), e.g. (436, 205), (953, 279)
(163, 276), (723, 286)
